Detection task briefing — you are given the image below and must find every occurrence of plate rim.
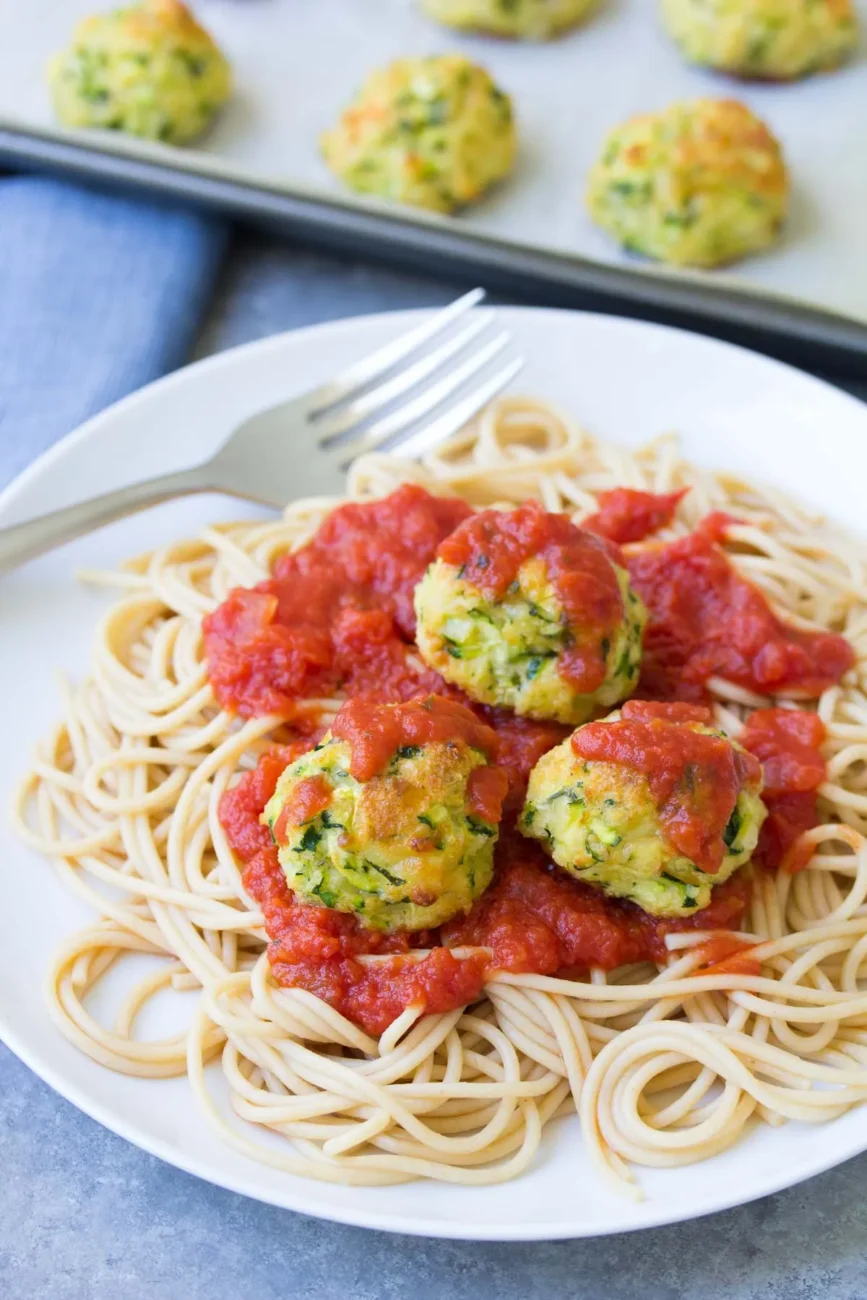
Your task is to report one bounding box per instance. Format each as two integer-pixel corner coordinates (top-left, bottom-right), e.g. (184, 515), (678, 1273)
(3, 303), (867, 525)
(3, 303), (867, 1241)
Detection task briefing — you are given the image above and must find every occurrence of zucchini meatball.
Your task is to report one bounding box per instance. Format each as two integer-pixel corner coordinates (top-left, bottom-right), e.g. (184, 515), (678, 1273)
(320, 55), (516, 213)
(586, 98), (789, 268)
(661, 0), (858, 81)
(520, 700), (766, 917)
(48, 0), (231, 144)
(263, 696), (508, 933)
(414, 502), (647, 726)
(420, 0), (598, 39)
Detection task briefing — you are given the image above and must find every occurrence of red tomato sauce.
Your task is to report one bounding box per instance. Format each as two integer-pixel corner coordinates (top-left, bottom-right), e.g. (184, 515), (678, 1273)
(741, 708), (827, 871)
(443, 834), (752, 973)
(273, 774), (332, 841)
(436, 501), (626, 695)
(331, 694), (500, 781)
(627, 518), (854, 702)
(571, 699), (761, 873)
(583, 487), (688, 544)
(692, 934), (761, 978)
(218, 743), (316, 862)
(248, 848), (488, 1037)
(203, 485), (470, 717)
(466, 765), (510, 823)
(481, 711), (571, 816)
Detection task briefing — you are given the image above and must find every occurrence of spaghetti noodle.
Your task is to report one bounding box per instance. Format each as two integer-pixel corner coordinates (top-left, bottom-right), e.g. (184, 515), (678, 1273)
(13, 395), (867, 1196)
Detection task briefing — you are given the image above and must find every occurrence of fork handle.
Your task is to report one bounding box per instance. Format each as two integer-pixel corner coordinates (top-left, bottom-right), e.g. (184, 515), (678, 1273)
(0, 467), (208, 574)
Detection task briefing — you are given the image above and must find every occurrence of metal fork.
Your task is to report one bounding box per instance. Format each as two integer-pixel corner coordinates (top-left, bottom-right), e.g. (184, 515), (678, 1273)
(0, 289), (523, 574)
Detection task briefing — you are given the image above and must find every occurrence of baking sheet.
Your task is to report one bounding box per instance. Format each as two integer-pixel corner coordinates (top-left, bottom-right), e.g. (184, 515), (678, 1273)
(1, 0), (866, 325)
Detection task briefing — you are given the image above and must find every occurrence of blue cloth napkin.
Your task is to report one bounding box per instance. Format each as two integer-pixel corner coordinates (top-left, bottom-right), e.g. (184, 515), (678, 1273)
(0, 174), (228, 488)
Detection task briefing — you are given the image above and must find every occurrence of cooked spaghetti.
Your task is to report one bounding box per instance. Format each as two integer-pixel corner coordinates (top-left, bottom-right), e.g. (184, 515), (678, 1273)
(13, 395), (867, 1197)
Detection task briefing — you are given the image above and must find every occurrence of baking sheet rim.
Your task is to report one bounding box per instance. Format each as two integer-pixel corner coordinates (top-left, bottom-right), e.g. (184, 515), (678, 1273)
(3, 115), (867, 362)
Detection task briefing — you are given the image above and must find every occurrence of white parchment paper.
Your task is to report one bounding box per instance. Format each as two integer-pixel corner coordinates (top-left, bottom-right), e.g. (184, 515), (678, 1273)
(1, 0), (865, 322)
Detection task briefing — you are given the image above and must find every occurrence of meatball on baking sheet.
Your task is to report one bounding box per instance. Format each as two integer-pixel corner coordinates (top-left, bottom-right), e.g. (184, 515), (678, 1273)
(0, 0), (865, 324)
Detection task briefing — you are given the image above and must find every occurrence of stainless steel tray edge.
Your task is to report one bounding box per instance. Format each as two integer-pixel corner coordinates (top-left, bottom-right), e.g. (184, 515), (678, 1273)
(3, 123), (866, 375)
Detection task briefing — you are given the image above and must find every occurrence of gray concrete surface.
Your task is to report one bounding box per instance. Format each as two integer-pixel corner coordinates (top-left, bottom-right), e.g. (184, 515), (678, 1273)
(4, 230), (867, 1299)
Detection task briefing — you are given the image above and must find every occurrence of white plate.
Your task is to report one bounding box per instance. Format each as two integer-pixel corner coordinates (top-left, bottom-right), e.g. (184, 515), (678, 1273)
(2, 307), (867, 1241)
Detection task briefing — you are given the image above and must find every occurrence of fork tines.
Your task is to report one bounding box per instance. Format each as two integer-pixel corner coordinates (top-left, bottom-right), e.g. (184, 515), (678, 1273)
(308, 288), (524, 468)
